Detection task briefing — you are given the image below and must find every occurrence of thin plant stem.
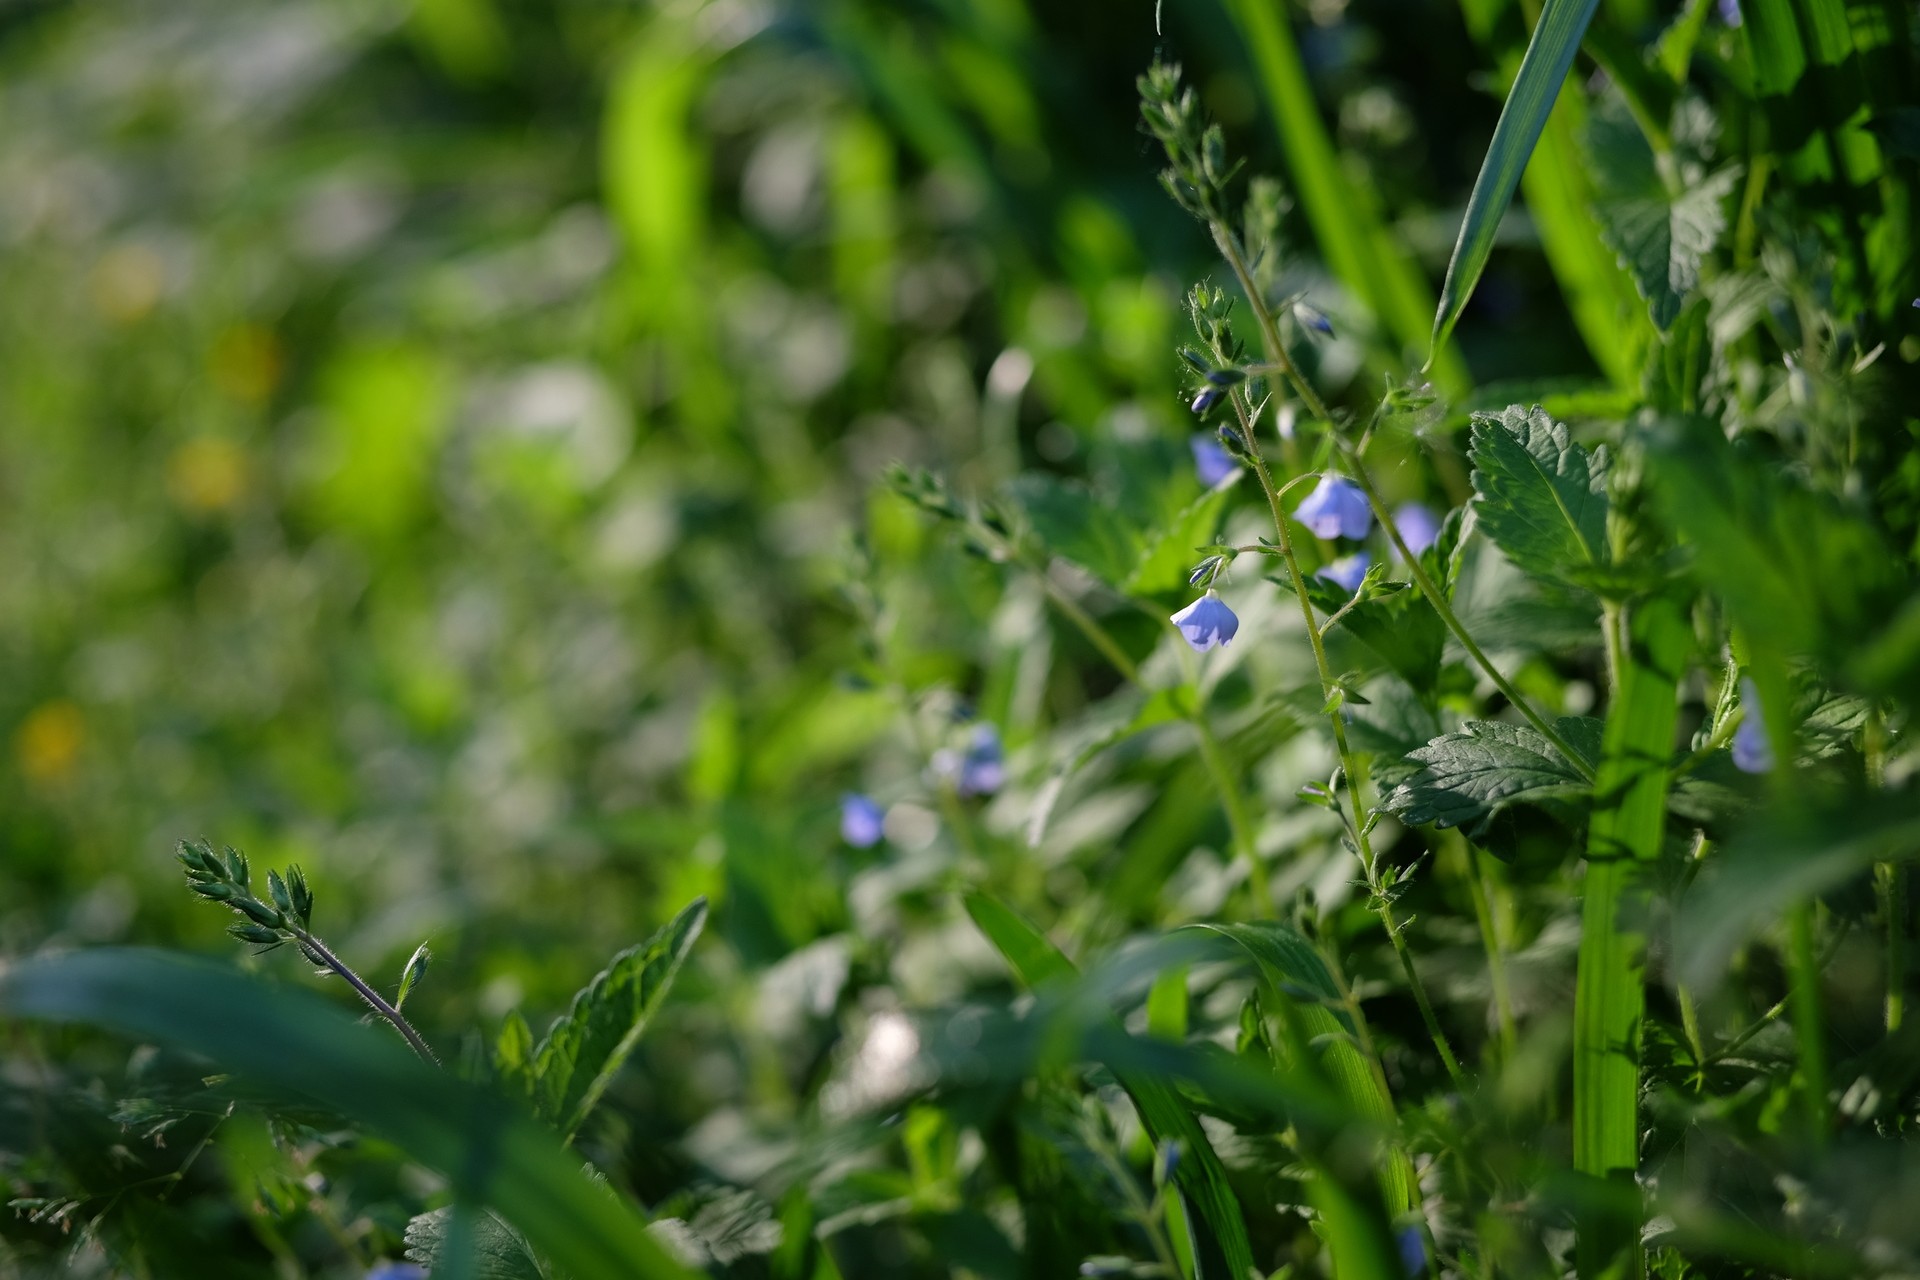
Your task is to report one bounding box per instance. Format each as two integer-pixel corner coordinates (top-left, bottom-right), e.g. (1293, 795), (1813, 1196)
(1207, 219), (1467, 1089)
(1463, 837), (1517, 1062)
(1787, 901), (1829, 1146)
(1868, 709), (1904, 1034)
(287, 924), (438, 1066)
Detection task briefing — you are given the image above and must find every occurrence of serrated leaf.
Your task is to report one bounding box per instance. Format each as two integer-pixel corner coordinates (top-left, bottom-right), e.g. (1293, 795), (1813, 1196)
(533, 898), (707, 1140)
(1470, 404), (1610, 588)
(1125, 482), (1235, 595)
(1326, 582), (1447, 694)
(1005, 473), (1140, 587)
(406, 1206), (548, 1280)
(1584, 102), (1741, 330)
(1384, 718), (1603, 830)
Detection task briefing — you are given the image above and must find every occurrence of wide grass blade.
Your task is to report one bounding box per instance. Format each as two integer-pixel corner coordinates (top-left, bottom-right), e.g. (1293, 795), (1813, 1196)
(0, 948), (702, 1280)
(1572, 595), (1689, 1279)
(1431, 0), (1605, 362)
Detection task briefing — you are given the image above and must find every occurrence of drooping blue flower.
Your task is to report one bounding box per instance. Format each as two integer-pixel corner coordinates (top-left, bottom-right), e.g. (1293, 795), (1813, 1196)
(1732, 678), (1774, 774)
(1396, 1225), (1428, 1277)
(1394, 502), (1442, 557)
(1170, 591), (1239, 652)
(1190, 434), (1237, 486)
(841, 793), (885, 847)
(1717, 0), (1742, 24)
(1318, 552), (1371, 594)
(1294, 474), (1372, 540)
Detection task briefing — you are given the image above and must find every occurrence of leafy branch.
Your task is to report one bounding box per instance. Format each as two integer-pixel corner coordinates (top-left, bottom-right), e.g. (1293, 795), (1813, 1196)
(176, 840), (439, 1066)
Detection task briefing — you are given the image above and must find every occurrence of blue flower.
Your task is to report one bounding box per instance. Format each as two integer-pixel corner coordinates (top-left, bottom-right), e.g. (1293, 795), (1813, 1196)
(1293, 301), (1334, 336)
(1717, 0), (1742, 24)
(366, 1265), (427, 1280)
(1190, 434), (1237, 486)
(1396, 1225), (1428, 1277)
(1394, 502), (1442, 557)
(1318, 552), (1370, 593)
(1189, 387), (1223, 415)
(841, 793), (884, 847)
(936, 723), (1006, 797)
(1170, 591), (1239, 652)
(1294, 474), (1371, 540)
(1732, 678), (1774, 774)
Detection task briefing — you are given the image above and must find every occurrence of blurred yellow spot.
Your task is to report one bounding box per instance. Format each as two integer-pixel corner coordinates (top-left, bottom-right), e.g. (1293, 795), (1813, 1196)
(16, 701), (85, 786)
(167, 437), (250, 514)
(90, 245), (166, 324)
(210, 325), (284, 405)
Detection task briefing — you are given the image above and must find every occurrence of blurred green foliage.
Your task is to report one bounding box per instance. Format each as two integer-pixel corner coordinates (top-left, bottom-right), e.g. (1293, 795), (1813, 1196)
(4, 0), (1920, 1277)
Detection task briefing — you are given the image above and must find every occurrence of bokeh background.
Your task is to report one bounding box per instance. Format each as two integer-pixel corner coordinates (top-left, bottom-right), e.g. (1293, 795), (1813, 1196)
(0, 0), (1670, 1256)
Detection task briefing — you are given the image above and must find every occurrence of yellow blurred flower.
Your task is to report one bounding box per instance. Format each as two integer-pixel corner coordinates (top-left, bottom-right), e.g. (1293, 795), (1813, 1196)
(167, 436), (250, 514)
(16, 700), (85, 786)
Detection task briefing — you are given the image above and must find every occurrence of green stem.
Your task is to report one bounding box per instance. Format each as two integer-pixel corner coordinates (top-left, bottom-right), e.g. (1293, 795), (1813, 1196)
(287, 924), (438, 1066)
(1463, 837), (1517, 1062)
(1343, 463), (1597, 784)
(1042, 580), (1144, 687)
(1210, 218), (1467, 1090)
(1190, 714), (1269, 915)
(1788, 902), (1830, 1146)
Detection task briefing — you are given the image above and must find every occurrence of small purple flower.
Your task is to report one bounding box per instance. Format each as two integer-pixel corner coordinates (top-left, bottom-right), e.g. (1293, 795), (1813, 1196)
(1732, 678), (1774, 774)
(1294, 474), (1372, 540)
(841, 793), (884, 847)
(1170, 591), (1239, 652)
(1190, 434), (1237, 486)
(366, 1266), (427, 1280)
(1190, 387), (1223, 415)
(1293, 301), (1334, 336)
(1717, 0), (1742, 25)
(1394, 502), (1442, 557)
(1318, 552), (1371, 594)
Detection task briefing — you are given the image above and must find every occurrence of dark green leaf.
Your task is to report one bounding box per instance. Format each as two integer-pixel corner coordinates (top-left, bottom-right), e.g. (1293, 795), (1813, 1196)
(1384, 718), (1603, 830)
(0, 949), (700, 1280)
(406, 1206), (547, 1280)
(1470, 404), (1610, 587)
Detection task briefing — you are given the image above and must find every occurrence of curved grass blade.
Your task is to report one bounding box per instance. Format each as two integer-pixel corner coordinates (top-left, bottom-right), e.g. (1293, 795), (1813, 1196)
(963, 893), (1256, 1280)
(0, 948), (702, 1280)
(1431, 0), (1605, 362)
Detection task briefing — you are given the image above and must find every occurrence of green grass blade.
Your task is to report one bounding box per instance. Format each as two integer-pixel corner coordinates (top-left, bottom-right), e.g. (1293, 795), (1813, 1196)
(1186, 923), (1417, 1220)
(1221, 0), (1470, 392)
(0, 948), (702, 1280)
(1572, 595), (1689, 1278)
(963, 893), (1257, 1280)
(1431, 0), (1604, 362)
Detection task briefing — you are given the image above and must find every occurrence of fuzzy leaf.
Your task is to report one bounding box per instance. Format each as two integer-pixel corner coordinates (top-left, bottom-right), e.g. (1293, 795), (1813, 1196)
(533, 898), (707, 1140)
(1124, 481), (1234, 596)
(1385, 718), (1603, 830)
(405, 1206), (547, 1280)
(1005, 474), (1140, 587)
(1470, 404), (1610, 588)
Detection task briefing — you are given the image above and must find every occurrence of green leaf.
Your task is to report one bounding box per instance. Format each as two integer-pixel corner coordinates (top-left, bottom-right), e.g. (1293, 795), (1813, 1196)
(406, 1206), (548, 1280)
(963, 894), (1257, 1280)
(495, 1009), (536, 1099)
(1469, 404), (1610, 588)
(1584, 102), (1742, 330)
(397, 942), (431, 1012)
(1573, 595), (1689, 1278)
(1326, 581), (1448, 695)
(533, 898), (707, 1140)
(1124, 482), (1234, 596)
(962, 892), (1078, 991)
(1005, 473), (1140, 587)
(1431, 0), (1605, 359)
(1185, 922), (1417, 1222)
(1385, 718), (1602, 830)
(0, 949), (701, 1280)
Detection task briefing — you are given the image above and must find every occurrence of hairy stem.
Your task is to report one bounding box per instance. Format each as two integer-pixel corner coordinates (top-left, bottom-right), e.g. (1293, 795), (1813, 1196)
(287, 924), (439, 1066)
